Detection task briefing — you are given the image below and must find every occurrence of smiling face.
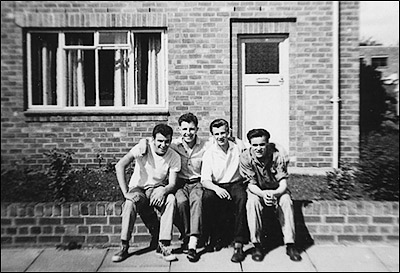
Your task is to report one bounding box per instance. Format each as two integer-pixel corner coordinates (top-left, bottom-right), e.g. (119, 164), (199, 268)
(153, 133), (172, 156)
(211, 125), (229, 148)
(249, 135), (268, 159)
(179, 121), (198, 145)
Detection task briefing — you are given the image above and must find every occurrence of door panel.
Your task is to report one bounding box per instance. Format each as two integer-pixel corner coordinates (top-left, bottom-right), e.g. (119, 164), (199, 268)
(240, 36), (289, 152)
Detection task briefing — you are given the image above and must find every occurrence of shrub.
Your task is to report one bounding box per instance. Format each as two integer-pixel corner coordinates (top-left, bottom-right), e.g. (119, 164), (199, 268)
(326, 162), (367, 200)
(44, 149), (74, 203)
(357, 130), (399, 201)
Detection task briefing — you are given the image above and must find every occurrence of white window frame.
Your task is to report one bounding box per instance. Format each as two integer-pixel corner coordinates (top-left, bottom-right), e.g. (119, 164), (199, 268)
(26, 29), (168, 114)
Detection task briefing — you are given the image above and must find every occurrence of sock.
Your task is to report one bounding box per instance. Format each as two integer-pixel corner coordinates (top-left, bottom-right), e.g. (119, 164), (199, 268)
(188, 236), (198, 250)
(121, 240), (129, 249)
(254, 242), (261, 249)
(160, 240), (170, 246)
(234, 242), (243, 249)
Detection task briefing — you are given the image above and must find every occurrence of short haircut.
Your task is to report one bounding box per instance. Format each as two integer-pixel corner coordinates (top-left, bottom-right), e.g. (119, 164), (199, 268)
(178, 112), (198, 127)
(247, 128), (270, 143)
(152, 123), (173, 139)
(209, 118), (229, 133)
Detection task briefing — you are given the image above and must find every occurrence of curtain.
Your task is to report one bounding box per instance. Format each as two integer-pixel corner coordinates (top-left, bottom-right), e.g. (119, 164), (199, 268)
(66, 49), (85, 106)
(147, 36), (161, 105)
(114, 33), (128, 107)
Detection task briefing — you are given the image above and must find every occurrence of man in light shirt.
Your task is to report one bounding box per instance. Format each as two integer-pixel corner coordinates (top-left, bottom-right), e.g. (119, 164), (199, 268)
(112, 124), (181, 263)
(240, 128), (302, 262)
(201, 118), (248, 263)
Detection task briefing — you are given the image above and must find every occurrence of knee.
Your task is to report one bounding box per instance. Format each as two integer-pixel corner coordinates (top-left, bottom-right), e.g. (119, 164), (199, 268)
(165, 194), (176, 206)
(279, 193), (293, 208)
(176, 198), (189, 209)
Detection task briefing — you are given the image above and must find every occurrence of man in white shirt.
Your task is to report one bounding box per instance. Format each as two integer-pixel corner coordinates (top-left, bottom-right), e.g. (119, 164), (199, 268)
(201, 118), (248, 263)
(112, 124), (181, 263)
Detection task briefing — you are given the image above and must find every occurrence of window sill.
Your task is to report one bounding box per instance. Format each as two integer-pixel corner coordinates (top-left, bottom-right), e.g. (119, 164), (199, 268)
(24, 109), (170, 122)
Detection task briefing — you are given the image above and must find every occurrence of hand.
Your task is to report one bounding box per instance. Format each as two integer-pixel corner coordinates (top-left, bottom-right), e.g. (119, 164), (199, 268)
(214, 186), (231, 200)
(263, 190), (277, 206)
(150, 187), (166, 207)
(124, 192), (141, 203)
(132, 138), (148, 157)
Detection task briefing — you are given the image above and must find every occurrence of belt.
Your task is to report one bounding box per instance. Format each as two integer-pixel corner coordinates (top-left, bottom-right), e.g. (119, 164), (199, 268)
(179, 177), (201, 184)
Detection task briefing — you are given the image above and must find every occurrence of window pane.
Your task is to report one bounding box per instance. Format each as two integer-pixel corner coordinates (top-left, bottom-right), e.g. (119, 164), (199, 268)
(99, 32), (128, 44)
(136, 33), (161, 105)
(31, 33), (58, 105)
(65, 49), (95, 106)
(65, 33), (94, 46)
(98, 49), (130, 107)
(245, 42), (279, 74)
(371, 57), (388, 67)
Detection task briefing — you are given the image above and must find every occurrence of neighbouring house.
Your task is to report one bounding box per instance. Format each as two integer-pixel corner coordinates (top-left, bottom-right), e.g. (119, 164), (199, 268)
(359, 45), (399, 116)
(1, 1), (360, 175)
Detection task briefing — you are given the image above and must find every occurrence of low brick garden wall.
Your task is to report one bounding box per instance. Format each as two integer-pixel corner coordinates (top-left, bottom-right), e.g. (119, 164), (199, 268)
(1, 201), (398, 248)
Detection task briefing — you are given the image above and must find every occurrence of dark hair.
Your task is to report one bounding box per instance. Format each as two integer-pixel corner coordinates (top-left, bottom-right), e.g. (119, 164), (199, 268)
(178, 112), (198, 127)
(209, 118), (229, 133)
(152, 123), (173, 139)
(247, 128), (270, 143)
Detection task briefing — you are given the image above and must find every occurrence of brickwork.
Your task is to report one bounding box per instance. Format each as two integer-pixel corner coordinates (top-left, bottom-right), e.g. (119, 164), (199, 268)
(1, 1), (360, 171)
(1, 201), (398, 247)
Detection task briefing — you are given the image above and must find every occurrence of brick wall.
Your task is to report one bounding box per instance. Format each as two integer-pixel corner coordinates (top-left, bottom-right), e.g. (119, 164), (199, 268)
(1, 201), (398, 247)
(1, 1), (360, 171)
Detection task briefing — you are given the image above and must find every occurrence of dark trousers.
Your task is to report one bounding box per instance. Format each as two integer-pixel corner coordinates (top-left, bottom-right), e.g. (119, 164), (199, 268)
(202, 182), (249, 245)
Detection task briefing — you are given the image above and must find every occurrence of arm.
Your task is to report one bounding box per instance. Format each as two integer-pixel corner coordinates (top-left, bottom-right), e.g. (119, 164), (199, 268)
(150, 170), (179, 206)
(115, 150), (136, 201)
(201, 151), (231, 200)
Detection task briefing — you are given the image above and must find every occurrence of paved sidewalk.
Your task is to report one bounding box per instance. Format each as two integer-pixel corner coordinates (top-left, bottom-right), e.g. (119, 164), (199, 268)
(1, 243), (399, 272)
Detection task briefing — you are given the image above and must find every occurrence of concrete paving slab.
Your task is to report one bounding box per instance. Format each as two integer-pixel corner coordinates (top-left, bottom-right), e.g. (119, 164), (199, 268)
(1, 248), (44, 272)
(98, 247), (170, 272)
(25, 248), (107, 272)
(305, 245), (390, 272)
(370, 246), (400, 272)
(170, 247), (242, 272)
(241, 245), (316, 272)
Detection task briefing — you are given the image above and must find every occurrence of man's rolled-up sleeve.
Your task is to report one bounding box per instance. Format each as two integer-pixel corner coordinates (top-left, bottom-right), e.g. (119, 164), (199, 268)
(239, 151), (258, 185)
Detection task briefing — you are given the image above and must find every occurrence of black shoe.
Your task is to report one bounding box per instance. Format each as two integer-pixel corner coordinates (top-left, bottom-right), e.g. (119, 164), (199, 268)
(252, 246), (264, 262)
(214, 239), (224, 252)
(286, 244), (302, 262)
(187, 249), (199, 262)
(231, 247), (245, 263)
(112, 247), (129, 262)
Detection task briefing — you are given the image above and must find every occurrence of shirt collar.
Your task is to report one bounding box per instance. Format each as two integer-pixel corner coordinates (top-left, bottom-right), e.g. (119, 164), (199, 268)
(176, 135), (201, 147)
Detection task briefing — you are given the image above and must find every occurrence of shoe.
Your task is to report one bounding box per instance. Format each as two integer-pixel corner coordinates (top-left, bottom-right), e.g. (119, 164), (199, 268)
(231, 247), (245, 263)
(112, 247), (129, 262)
(252, 246), (264, 262)
(286, 244), (302, 262)
(214, 239), (224, 252)
(156, 242), (178, 262)
(187, 248), (199, 262)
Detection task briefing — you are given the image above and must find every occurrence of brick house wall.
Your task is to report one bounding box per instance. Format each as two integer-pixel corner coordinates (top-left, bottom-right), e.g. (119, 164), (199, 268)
(1, 1), (360, 172)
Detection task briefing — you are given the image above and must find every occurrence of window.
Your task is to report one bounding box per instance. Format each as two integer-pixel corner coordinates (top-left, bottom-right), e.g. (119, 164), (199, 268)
(26, 30), (167, 111)
(371, 56), (388, 67)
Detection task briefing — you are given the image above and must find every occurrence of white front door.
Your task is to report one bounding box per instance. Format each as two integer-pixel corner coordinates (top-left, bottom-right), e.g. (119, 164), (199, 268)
(240, 36), (289, 152)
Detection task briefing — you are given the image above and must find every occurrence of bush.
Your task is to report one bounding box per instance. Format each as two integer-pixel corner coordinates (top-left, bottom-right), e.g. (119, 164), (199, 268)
(358, 130), (399, 201)
(326, 162), (367, 200)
